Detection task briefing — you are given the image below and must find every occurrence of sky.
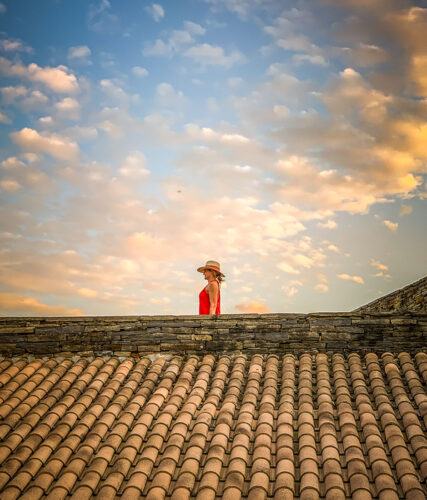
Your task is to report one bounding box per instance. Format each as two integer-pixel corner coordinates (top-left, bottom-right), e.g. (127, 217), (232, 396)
(0, 0), (426, 317)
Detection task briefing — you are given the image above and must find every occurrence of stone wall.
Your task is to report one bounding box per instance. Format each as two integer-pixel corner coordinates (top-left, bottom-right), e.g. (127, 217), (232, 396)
(355, 275), (426, 313)
(0, 312), (425, 357)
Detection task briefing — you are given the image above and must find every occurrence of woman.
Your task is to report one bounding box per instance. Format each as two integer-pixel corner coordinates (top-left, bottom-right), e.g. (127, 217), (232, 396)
(197, 260), (225, 315)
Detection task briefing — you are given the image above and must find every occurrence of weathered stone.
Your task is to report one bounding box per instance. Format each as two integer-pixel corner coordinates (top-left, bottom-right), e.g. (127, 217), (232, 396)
(191, 334), (212, 341)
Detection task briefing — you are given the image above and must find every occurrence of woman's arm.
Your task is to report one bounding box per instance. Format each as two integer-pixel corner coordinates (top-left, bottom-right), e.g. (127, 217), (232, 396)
(207, 281), (219, 315)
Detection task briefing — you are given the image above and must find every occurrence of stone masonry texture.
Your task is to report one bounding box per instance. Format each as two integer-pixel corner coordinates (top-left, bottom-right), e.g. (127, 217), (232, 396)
(0, 312), (426, 357)
(355, 276), (426, 314)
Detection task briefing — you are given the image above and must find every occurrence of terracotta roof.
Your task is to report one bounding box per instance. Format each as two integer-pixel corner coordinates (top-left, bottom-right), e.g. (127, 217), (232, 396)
(0, 351), (426, 499)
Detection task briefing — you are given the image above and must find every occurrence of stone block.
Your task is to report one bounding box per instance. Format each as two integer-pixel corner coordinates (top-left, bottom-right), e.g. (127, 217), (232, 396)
(192, 335), (212, 341)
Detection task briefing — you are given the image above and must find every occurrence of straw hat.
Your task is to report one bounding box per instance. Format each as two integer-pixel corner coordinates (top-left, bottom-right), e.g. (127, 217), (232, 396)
(197, 260), (225, 277)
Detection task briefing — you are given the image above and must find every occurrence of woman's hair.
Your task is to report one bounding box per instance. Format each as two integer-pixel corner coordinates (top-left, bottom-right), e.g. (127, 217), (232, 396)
(214, 271), (224, 285)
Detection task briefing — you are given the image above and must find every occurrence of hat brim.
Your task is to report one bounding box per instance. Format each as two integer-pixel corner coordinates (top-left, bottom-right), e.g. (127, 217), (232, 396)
(197, 266), (225, 277)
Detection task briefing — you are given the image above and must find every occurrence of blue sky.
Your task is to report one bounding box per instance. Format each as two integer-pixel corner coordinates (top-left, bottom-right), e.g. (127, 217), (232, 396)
(0, 0), (426, 316)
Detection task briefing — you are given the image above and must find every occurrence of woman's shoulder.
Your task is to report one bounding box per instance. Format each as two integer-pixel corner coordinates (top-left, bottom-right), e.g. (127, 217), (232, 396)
(207, 280), (219, 289)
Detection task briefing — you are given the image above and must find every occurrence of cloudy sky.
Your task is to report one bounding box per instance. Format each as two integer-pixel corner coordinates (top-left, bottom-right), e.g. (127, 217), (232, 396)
(0, 0), (426, 316)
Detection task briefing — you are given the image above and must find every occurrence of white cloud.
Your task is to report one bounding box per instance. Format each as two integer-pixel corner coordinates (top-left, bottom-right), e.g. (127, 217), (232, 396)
(100, 79), (129, 106)
(145, 3), (165, 22)
(0, 109), (10, 123)
(1, 85), (48, 111)
(383, 220), (398, 232)
(155, 82), (186, 107)
(87, 0), (118, 33)
(184, 43), (244, 68)
(317, 219), (337, 229)
(327, 244), (340, 253)
(337, 273), (364, 284)
(77, 287), (98, 298)
(293, 54), (328, 66)
(183, 21), (206, 35)
(235, 300), (270, 313)
(228, 77), (243, 87)
(54, 97), (81, 119)
(0, 292), (83, 316)
(371, 259), (388, 271)
(0, 38), (32, 53)
(119, 152), (150, 179)
(315, 283), (328, 293)
(399, 204), (413, 216)
(150, 297), (171, 305)
(143, 30), (195, 57)
(68, 45), (92, 65)
(132, 66), (149, 77)
(277, 262), (300, 274)
(1, 179), (21, 193)
(0, 57), (79, 93)
(11, 128), (79, 160)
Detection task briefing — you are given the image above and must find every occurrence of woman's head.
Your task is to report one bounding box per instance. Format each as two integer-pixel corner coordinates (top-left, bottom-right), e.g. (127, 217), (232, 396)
(197, 260), (225, 283)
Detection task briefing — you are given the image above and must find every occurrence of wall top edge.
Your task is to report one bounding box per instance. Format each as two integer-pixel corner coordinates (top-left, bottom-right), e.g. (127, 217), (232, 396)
(0, 311), (425, 321)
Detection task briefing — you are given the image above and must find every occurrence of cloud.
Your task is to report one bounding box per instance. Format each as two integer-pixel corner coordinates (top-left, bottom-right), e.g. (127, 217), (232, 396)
(87, 0), (118, 32)
(282, 281), (302, 297)
(142, 26), (197, 57)
(100, 79), (130, 106)
(383, 220), (398, 232)
(0, 57), (79, 93)
(184, 43), (245, 68)
(54, 97), (81, 119)
(150, 297), (171, 305)
(0, 38), (32, 53)
(0, 109), (10, 123)
(317, 219), (337, 229)
(11, 128), (79, 160)
(337, 273), (364, 284)
(77, 287), (98, 298)
(119, 152), (150, 179)
(145, 3), (165, 22)
(315, 283), (329, 293)
(326, 244), (340, 253)
(0, 292), (83, 316)
(371, 259), (388, 271)
(277, 262), (300, 274)
(0, 3), (6, 15)
(235, 300), (270, 313)
(341, 43), (388, 67)
(155, 82), (186, 107)
(399, 204), (413, 216)
(1, 85), (49, 111)
(68, 45), (92, 65)
(183, 21), (206, 35)
(132, 66), (149, 77)
(0, 179), (21, 193)
(228, 77), (243, 87)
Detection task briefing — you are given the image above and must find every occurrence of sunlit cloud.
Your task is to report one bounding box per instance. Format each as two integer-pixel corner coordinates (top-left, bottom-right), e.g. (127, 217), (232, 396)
(68, 45), (92, 65)
(0, 57), (79, 93)
(371, 259), (388, 271)
(11, 128), (79, 160)
(337, 273), (364, 285)
(235, 300), (270, 313)
(145, 3), (165, 22)
(399, 204), (413, 216)
(0, 292), (83, 316)
(0, 38), (32, 53)
(383, 220), (398, 232)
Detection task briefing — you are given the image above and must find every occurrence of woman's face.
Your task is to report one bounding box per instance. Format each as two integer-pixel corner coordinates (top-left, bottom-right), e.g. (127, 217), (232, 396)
(203, 269), (214, 280)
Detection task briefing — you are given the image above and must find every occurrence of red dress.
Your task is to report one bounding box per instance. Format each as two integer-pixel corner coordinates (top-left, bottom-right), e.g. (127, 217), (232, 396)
(199, 281), (220, 315)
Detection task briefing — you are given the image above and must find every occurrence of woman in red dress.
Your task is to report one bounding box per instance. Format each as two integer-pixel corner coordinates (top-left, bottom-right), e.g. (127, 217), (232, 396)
(197, 260), (224, 315)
